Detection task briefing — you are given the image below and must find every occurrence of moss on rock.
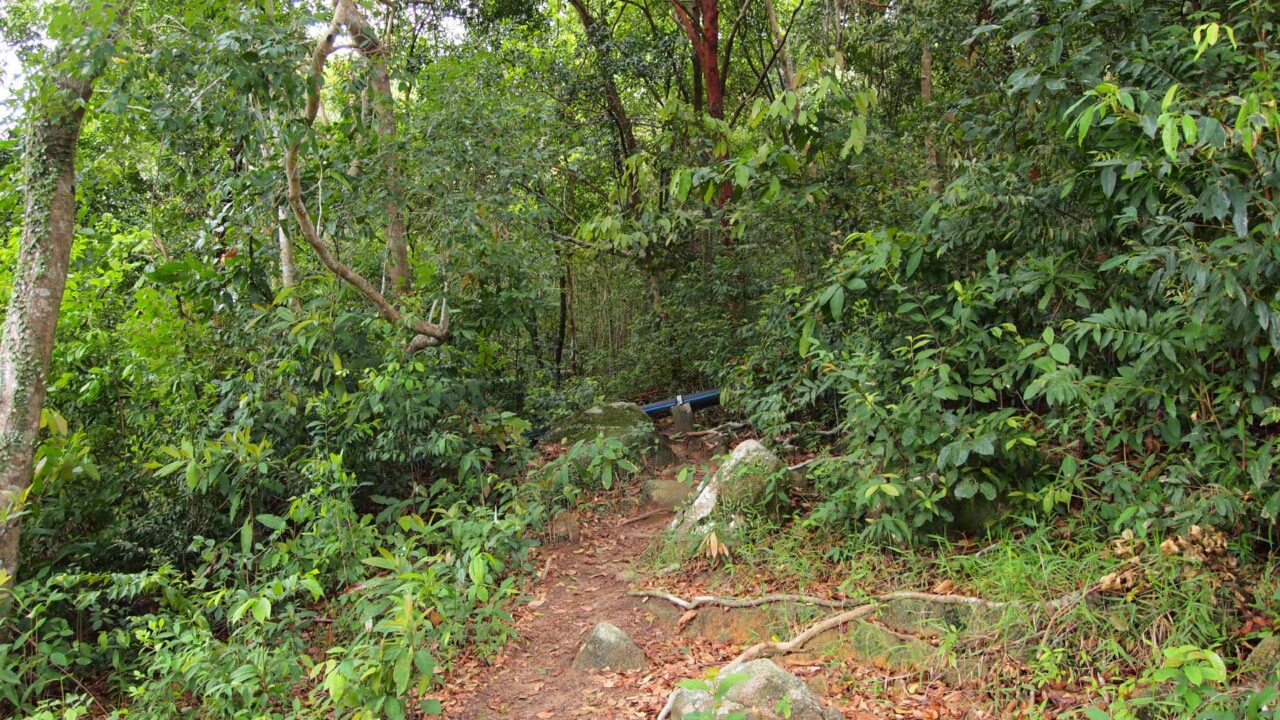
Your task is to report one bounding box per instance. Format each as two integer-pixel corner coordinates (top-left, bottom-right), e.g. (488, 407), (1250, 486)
(548, 402), (674, 466)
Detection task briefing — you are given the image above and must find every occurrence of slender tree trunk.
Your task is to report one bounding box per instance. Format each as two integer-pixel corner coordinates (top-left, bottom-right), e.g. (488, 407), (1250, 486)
(567, 263), (579, 377)
(0, 74), (95, 588)
(555, 259), (567, 387)
(691, 48), (704, 113)
(764, 0), (796, 92)
(921, 38), (941, 194)
(276, 205), (303, 311)
(568, 0), (639, 209)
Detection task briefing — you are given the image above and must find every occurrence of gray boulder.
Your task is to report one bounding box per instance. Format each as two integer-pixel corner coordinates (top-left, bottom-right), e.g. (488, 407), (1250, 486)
(670, 440), (785, 536)
(573, 621), (647, 671)
(548, 402), (675, 467)
(670, 659), (842, 720)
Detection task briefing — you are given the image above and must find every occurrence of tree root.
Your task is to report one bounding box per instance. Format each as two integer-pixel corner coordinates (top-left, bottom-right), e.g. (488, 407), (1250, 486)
(645, 583), (1098, 717)
(618, 509), (667, 526)
(679, 422), (747, 438)
(634, 585), (1095, 614)
(731, 602), (881, 664)
(630, 589), (863, 610)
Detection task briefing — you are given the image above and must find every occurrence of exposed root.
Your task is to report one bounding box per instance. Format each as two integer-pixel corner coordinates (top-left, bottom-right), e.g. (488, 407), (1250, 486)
(680, 422), (747, 438)
(646, 583), (1099, 716)
(633, 585), (1095, 614)
(618, 509), (667, 526)
(731, 602), (881, 665)
(655, 689), (679, 720)
(786, 454), (849, 472)
(629, 590), (863, 610)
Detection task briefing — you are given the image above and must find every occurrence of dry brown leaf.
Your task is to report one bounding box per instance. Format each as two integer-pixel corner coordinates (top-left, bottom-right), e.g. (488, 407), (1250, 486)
(676, 609), (698, 631)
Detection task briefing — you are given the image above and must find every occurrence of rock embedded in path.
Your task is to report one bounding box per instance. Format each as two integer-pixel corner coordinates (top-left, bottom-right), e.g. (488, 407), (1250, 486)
(645, 477), (695, 510)
(670, 439), (785, 537)
(669, 659), (843, 720)
(573, 621), (647, 671)
(548, 402), (676, 467)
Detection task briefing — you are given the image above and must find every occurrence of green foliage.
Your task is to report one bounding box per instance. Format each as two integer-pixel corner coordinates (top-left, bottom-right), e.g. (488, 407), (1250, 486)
(3, 456), (525, 719)
(4, 0), (1280, 713)
(729, 0), (1280, 544)
(524, 436), (640, 517)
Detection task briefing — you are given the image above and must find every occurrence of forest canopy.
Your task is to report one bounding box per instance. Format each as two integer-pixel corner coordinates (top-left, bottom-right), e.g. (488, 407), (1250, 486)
(1, 0), (1278, 717)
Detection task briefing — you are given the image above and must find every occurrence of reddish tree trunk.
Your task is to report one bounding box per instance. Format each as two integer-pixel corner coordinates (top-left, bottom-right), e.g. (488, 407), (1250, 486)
(672, 0), (725, 120)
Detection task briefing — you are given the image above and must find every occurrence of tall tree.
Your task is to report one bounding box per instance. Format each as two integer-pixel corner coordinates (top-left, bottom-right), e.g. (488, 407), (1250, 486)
(0, 6), (121, 589)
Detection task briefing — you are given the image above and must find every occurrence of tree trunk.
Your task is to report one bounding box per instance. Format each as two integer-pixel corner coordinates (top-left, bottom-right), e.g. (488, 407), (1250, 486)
(764, 0), (796, 93)
(286, 0), (447, 353)
(555, 259), (568, 387)
(567, 0), (639, 207)
(276, 205), (303, 311)
(0, 74), (95, 588)
(672, 0), (724, 120)
(921, 38), (941, 194)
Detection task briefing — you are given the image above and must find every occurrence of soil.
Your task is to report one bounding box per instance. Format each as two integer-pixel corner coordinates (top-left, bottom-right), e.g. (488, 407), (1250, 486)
(434, 433), (984, 720)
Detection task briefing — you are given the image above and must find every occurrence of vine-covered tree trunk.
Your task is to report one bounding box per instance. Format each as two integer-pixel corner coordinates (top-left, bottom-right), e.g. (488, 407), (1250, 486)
(286, 0), (448, 353)
(0, 75), (95, 588)
(338, 0), (411, 300)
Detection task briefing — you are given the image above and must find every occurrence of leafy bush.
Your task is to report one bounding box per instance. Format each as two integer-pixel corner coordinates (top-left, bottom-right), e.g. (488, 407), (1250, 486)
(3, 455), (529, 719)
(728, 0), (1280, 543)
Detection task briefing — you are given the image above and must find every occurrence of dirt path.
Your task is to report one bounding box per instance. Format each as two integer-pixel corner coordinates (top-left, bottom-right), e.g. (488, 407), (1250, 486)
(435, 434), (738, 719)
(442, 504), (684, 719)
(434, 436), (981, 720)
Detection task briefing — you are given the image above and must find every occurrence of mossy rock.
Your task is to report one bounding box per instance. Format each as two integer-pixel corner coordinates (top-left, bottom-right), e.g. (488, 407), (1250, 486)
(670, 659), (843, 720)
(805, 621), (984, 685)
(1246, 635), (1280, 678)
(644, 477), (695, 510)
(548, 402), (674, 466)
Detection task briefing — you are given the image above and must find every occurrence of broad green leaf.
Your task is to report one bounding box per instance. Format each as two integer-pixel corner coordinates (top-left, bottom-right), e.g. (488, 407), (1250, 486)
(1161, 119), (1179, 160)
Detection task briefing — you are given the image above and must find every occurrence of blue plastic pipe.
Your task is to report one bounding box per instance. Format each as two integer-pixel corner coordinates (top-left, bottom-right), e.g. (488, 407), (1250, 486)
(640, 388), (721, 417)
(527, 388), (721, 442)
